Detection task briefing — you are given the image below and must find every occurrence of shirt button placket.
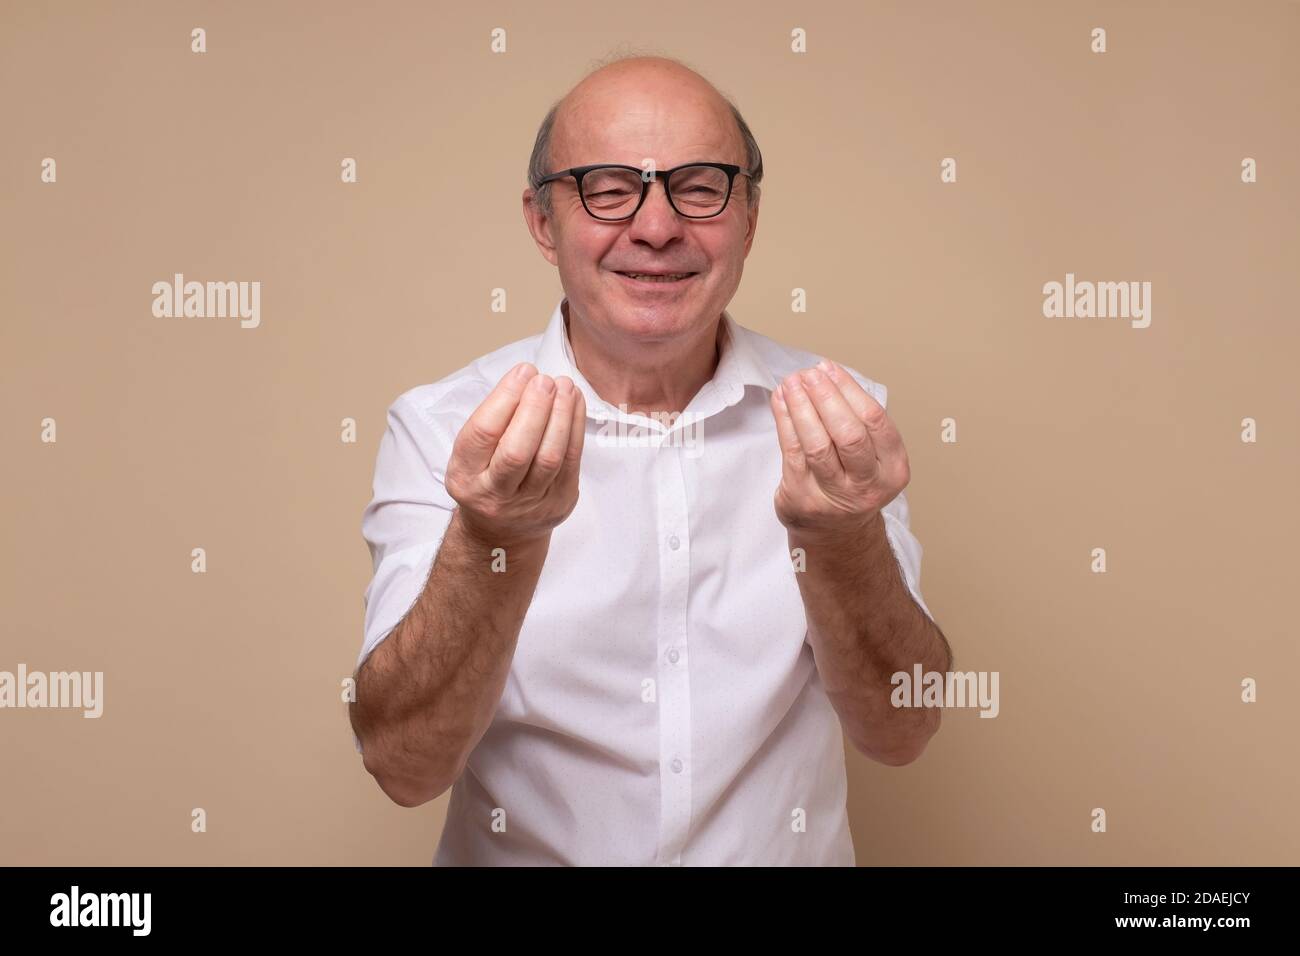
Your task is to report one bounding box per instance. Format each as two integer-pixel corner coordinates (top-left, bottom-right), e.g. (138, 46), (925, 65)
(654, 442), (692, 867)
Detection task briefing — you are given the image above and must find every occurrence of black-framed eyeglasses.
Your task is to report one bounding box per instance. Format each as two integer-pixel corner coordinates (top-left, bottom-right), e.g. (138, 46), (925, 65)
(536, 162), (753, 221)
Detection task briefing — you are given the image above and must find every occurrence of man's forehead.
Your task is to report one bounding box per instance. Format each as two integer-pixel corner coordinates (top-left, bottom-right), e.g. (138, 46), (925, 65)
(552, 96), (740, 166)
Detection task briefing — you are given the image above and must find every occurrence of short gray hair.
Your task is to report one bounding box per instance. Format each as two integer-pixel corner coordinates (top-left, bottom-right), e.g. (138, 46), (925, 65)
(526, 57), (764, 218)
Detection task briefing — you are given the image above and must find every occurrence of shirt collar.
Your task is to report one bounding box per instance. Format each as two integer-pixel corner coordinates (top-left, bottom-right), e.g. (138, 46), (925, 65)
(534, 297), (779, 420)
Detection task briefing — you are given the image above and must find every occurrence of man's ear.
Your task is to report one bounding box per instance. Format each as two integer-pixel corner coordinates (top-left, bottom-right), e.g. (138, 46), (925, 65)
(742, 194), (760, 258)
(522, 187), (560, 267)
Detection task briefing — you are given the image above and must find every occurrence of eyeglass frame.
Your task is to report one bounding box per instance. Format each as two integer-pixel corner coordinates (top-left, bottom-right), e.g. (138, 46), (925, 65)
(535, 162), (755, 221)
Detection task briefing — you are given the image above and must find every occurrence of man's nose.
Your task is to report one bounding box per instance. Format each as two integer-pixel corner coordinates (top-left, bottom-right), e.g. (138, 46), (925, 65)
(624, 177), (686, 245)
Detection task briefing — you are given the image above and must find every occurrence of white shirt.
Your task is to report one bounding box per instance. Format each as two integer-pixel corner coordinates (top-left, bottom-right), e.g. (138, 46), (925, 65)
(357, 297), (934, 866)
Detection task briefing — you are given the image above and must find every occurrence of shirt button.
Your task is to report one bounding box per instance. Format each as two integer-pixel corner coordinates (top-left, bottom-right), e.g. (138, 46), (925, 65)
(668, 535), (680, 550)
(666, 648), (680, 664)
(670, 758), (684, 774)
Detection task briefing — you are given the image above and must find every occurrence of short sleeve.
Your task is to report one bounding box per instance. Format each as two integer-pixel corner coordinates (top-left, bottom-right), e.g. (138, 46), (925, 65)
(357, 392), (458, 673)
(880, 489), (935, 622)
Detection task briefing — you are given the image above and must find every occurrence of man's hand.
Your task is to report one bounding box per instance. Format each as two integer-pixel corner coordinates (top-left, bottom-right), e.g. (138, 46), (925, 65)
(445, 362), (586, 547)
(769, 359), (909, 537)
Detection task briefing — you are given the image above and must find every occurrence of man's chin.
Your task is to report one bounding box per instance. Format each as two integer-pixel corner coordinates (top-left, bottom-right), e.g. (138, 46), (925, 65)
(607, 301), (702, 341)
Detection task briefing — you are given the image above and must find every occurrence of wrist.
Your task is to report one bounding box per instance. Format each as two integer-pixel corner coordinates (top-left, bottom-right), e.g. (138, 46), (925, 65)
(786, 509), (886, 549)
(452, 507), (553, 555)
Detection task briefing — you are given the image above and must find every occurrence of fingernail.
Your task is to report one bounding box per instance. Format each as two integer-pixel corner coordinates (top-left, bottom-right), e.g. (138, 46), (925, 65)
(817, 358), (834, 374)
(515, 363), (535, 380)
(801, 368), (823, 386)
(556, 377), (573, 395)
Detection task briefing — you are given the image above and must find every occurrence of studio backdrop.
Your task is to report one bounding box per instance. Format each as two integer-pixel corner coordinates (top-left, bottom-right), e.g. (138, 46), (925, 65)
(2, 0), (1296, 864)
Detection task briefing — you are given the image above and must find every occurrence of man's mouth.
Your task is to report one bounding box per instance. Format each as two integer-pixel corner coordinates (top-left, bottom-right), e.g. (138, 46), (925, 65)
(614, 271), (697, 284)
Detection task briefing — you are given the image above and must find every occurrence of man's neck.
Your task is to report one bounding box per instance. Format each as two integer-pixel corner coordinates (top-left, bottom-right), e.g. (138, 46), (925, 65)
(563, 300), (723, 417)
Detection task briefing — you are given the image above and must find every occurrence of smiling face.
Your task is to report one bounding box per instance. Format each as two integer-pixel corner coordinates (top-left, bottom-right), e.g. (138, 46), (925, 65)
(523, 59), (760, 350)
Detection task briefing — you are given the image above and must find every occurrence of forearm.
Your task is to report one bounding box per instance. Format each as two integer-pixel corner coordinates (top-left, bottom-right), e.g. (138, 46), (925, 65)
(350, 508), (550, 806)
(791, 512), (951, 765)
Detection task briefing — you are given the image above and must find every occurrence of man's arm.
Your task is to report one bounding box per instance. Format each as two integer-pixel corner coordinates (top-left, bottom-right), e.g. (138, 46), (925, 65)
(771, 360), (951, 766)
(788, 514), (952, 766)
(350, 510), (550, 806)
(350, 366), (584, 807)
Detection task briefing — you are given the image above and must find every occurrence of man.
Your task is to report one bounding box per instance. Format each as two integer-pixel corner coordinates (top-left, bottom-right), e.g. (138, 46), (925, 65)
(349, 54), (952, 866)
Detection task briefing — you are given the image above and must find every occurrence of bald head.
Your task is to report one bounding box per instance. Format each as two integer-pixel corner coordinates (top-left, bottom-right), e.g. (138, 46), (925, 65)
(527, 55), (763, 217)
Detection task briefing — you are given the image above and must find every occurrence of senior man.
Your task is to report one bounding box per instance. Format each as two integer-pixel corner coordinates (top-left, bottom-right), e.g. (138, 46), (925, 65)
(349, 55), (952, 866)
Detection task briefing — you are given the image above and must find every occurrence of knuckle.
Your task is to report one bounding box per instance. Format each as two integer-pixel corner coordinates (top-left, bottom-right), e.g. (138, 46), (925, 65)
(838, 428), (870, 453)
(496, 448), (529, 472)
(464, 421), (496, 449)
(534, 450), (564, 473)
(804, 441), (834, 463)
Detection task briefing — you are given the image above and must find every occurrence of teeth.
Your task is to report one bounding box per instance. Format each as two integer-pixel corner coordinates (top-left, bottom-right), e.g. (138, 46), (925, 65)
(624, 273), (690, 281)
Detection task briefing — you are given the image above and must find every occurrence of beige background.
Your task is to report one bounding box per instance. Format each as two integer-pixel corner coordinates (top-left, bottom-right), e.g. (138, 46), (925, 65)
(2, 0), (1297, 865)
